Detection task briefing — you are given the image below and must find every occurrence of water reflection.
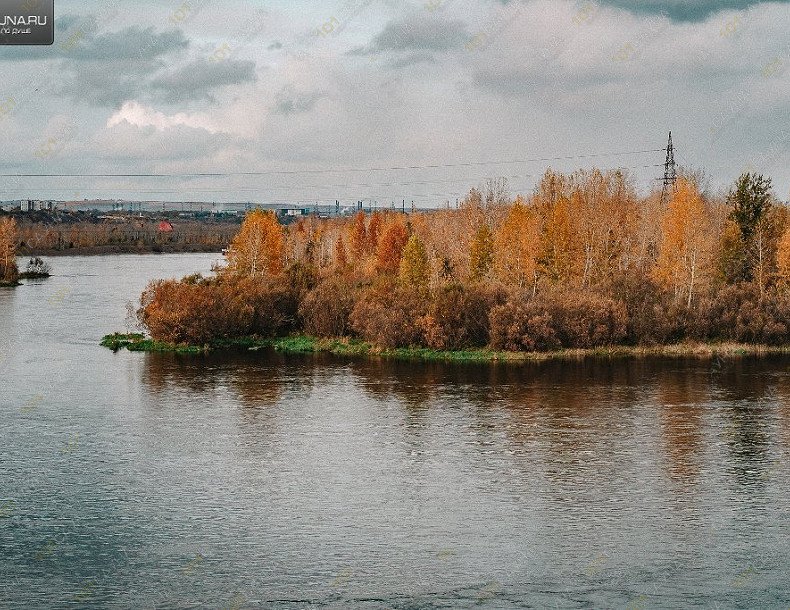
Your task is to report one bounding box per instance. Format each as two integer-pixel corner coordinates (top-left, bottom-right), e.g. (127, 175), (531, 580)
(7, 252), (789, 608)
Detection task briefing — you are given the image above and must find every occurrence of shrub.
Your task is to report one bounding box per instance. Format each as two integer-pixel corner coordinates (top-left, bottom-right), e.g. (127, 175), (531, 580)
(299, 277), (357, 338)
(420, 283), (506, 350)
(349, 280), (426, 348)
(489, 296), (560, 352)
(692, 284), (789, 344)
(138, 277), (252, 344)
(489, 290), (627, 351)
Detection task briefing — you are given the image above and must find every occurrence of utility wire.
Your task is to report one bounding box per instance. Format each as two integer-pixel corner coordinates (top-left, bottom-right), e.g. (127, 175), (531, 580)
(0, 148), (664, 178)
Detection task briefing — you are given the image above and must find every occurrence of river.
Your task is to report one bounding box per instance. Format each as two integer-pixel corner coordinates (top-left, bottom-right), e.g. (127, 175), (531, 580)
(1, 254), (789, 608)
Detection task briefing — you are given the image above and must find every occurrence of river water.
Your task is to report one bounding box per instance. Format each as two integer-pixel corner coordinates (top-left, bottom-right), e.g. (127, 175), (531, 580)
(1, 254), (789, 608)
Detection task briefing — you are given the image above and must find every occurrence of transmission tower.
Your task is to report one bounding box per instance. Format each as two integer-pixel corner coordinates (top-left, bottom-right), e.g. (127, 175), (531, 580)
(659, 131), (677, 206)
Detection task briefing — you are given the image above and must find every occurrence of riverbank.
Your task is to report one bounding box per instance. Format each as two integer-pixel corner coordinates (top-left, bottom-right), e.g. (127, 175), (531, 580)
(20, 244), (226, 256)
(100, 333), (790, 362)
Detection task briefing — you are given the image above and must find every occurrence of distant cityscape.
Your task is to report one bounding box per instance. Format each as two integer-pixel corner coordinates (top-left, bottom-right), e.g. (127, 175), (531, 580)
(0, 198), (433, 218)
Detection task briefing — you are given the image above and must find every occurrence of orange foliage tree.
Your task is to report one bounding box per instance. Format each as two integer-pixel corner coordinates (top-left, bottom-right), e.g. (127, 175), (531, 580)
(375, 220), (409, 273)
(778, 226), (790, 285)
(0, 217), (19, 284)
(349, 212), (367, 260)
(367, 212), (382, 253)
(225, 210), (284, 277)
(334, 235), (349, 268)
(469, 224), (494, 281)
(653, 179), (712, 307)
(494, 197), (540, 290)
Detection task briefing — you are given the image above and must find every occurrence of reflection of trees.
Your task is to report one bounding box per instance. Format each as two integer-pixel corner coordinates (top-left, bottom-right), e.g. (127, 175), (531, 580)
(710, 357), (789, 488)
(777, 365), (790, 451)
(503, 359), (643, 497)
(656, 363), (707, 486)
(142, 350), (309, 408)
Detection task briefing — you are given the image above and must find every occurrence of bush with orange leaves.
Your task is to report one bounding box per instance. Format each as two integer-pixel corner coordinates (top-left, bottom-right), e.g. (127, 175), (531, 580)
(299, 277), (357, 338)
(490, 290), (627, 352)
(420, 283), (507, 350)
(349, 279), (426, 348)
(138, 276), (253, 345)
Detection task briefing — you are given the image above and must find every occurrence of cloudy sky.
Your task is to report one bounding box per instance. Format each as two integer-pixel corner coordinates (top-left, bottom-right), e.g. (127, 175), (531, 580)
(1, 0), (789, 206)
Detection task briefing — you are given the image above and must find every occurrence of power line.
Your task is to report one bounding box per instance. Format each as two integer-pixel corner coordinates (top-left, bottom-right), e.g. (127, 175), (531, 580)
(659, 132), (678, 205)
(0, 148), (664, 178)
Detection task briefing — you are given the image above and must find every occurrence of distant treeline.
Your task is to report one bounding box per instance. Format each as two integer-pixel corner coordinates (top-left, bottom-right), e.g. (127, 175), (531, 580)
(133, 169), (790, 351)
(0, 211), (240, 255)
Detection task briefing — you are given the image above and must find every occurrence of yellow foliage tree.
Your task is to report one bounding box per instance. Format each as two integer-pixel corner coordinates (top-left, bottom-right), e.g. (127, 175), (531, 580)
(542, 194), (581, 283)
(225, 209), (284, 277)
(778, 226), (790, 284)
(334, 235), (348, 268)
(494, 197), (540, 289)
(653, 179), (712, 307)
(469, 224), (494, 281)
(399, 234), (429, 289)
(0, 217), (19, 284)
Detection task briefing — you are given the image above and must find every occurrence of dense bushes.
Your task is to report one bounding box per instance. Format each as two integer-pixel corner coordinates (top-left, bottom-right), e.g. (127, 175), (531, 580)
(490, 291), (627, 351)
(349, 280), (426, 348)
(420, 283), (506, 350)
(138, 277), (253, 344)
(299, 277), (357, 338)
(692, 284), (789, 345)
(139, 269), (789, 350)
(138, 266), (312, 344)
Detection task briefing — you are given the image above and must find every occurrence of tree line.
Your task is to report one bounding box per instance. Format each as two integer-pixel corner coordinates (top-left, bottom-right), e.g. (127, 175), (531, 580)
(132, 169), (788, 349)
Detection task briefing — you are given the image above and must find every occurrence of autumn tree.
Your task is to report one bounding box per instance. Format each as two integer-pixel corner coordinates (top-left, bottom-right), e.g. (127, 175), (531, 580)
(367, 212), (382, 253)
(225, 209), (284, 278)
(0, 217), (19, 284)
(778, 226), (790, 285)
(541, 194), (581, 284)
(375, 220), (409, 274)
(399, 233), (430, 289)
(349, 212), (367, 260)
(469, 224), (494, 281)
(653, 178), (713, 307)
(717, 220), (749, 285)
(334, 235), (348, 269)
(493, 197), (540, 290)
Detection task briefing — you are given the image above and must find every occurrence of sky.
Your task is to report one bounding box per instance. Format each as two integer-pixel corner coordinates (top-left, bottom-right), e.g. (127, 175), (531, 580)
(0, 0), (789, 206)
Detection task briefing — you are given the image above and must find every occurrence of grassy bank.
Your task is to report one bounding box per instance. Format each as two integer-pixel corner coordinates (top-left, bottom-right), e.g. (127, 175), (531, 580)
(100, 333), (790, 363)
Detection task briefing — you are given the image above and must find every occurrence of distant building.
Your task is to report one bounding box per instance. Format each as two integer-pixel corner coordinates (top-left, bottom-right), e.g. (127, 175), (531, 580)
(20, 200), (54, 212)
(158, 220), (174, 233)
(275, 205), (310, 218)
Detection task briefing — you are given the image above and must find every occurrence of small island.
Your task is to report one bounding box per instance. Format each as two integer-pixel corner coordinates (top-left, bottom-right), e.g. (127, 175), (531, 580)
(103, 171), (790, 361)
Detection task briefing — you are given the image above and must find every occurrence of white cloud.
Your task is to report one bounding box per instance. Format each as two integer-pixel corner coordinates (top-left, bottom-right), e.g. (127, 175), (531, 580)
(106, 101), (220, 133)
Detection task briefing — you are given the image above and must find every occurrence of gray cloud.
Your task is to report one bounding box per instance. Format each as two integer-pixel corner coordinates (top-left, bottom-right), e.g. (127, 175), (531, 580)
(274, 91), (323, 115)
(351, 14), (470, 56)
(0, 17), (189, 62)
(150, 59), (257, 104)
(514, 0), (790, 21)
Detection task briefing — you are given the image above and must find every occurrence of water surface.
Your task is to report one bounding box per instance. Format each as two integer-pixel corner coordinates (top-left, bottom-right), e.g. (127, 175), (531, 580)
(1, 254), (789, 608)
